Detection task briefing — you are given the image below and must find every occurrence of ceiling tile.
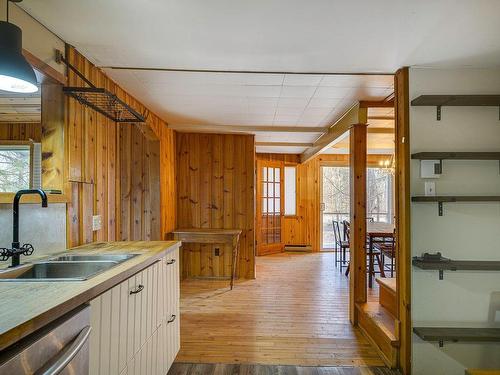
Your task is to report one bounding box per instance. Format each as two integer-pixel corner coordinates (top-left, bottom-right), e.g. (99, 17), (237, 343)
(277, 97), (310, 107)
(280, 85), (317, 98)
(307, 97), (342, 108)
(313, 86), (351, 99)
(245, 85), (282, 97)
(283, 74), (323, 86)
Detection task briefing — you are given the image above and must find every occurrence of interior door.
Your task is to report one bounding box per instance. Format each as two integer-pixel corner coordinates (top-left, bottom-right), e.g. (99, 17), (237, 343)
(256, 160), (284, 255)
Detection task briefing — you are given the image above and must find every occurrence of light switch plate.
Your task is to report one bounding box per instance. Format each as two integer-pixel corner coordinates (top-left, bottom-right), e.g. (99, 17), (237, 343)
(92, 215), (102, 231)
(425, 181), (436, 196)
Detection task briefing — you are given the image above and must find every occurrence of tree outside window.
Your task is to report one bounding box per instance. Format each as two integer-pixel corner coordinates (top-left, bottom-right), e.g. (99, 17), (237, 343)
(0, 147), (31, 192)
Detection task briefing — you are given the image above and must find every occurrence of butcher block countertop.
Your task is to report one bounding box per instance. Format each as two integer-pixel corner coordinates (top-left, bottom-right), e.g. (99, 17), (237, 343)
(0, 241), (180, 351)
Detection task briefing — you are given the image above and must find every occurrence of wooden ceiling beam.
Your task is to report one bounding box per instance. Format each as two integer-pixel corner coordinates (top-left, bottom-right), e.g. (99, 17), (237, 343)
(367, 115), (394, 120)
(300, 104), (365, 163)
(360, 100), (394, 108)
(367, 127), (395, 134)
(256, 142), (313, 147)
(169, 124), (327, 133)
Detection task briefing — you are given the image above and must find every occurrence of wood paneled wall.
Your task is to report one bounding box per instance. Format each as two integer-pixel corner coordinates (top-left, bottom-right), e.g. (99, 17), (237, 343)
(0, 123), (41, 142)
(65, 47), (175, 247)
(256, 153), (392, 252)
(119, 125), (161, 241)
(176, 133), (255, 279)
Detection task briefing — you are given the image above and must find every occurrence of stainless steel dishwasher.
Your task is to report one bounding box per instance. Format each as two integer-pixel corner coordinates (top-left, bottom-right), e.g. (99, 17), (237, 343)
(0, 305), (91, 375)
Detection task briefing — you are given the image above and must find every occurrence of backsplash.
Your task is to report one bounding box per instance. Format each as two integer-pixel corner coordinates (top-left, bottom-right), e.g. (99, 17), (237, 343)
(0, 203), (66, 260)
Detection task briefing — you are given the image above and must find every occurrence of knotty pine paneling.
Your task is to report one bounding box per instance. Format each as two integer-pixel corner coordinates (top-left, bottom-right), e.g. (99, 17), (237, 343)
(65, 47), (175, 247)
(256, 153), (392, 252)
(0, 123), (41, 142)
(176, 133), (255, 279)
(119, 124), (161, 241)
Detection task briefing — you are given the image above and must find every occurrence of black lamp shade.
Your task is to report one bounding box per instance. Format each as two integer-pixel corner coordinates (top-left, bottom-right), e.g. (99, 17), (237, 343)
(0, 21), (38, 93)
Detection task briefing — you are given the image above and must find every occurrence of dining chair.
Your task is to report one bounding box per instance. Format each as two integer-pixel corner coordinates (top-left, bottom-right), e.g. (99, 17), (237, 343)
(332, 220), (339, 267)
(333, 220), (349, 274)
(374, 232), (396, 277)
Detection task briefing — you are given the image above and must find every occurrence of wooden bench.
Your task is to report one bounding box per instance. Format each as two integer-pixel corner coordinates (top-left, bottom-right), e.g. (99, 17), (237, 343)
(376, 277), (396, 317)
(466, 370), (500, 375)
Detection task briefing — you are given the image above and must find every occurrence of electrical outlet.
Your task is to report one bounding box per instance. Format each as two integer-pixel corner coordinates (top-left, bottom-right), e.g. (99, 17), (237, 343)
(92, 215), (102, 231)
(214, 248), (220, 256)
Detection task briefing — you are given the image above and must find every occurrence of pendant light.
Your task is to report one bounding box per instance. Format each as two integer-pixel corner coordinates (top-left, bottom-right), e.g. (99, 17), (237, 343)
(0, 0), (38, 93)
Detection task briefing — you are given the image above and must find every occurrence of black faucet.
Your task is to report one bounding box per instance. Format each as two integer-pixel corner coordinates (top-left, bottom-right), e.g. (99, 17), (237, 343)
(0, 189), (59, 267)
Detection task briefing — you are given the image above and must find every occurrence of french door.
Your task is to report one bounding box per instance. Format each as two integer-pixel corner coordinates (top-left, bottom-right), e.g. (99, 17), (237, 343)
(256, 160), (284, 255)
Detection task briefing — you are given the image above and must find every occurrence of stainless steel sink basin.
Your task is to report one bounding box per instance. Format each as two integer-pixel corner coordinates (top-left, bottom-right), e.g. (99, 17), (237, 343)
(48, 254), (137, 263)
(0, 261), (119, 281)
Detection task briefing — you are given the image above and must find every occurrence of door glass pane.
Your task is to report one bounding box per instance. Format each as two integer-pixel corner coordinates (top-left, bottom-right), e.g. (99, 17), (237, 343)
(274, 198), (280, 213)
(268, 167), (274, 182)
(268, 198), (274, 213)
(274, 168), (280, 182)
(262, 182), (267, 197)
(275, 182), (280, 198)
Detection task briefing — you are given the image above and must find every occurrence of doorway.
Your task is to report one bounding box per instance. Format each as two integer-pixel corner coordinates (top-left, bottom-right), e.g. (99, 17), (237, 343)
(256, 160), (284, 255)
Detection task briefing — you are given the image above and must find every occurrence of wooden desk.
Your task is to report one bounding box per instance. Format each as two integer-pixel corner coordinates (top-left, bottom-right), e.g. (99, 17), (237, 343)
(367, 222), (395, 288)
(171, 229), (242, 290)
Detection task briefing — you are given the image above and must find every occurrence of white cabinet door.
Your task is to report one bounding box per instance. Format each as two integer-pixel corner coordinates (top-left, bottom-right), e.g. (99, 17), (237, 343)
(163, 248), (180, 371)
(90, 259), (162, 375)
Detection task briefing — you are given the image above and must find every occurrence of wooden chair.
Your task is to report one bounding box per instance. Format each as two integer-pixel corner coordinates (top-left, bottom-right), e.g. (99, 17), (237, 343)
(333, 220), (349, 274)
(375, 233), (396, 277)
(345, 220), (385, 283)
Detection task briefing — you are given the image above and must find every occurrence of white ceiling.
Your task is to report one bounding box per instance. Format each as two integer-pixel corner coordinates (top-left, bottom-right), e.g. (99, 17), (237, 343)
(19, 0), (500, 72)
(18, 0), (500, 153)
(100, 70), (393, 130)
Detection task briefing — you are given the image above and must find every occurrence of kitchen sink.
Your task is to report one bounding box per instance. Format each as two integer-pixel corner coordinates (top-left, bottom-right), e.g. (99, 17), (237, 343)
(0, 261), (119, 281)
(48, 254), (137, 263)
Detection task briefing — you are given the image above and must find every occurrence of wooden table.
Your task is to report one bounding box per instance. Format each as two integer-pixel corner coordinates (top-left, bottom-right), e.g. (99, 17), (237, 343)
(171, 229), (242, 290)
(367, 222), (395, 288)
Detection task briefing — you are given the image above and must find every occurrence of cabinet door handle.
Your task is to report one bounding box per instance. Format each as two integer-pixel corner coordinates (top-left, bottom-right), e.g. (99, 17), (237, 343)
(167, 314), (176, 323)
(166, 259), (176, 265)
(129, 284), (144, 295)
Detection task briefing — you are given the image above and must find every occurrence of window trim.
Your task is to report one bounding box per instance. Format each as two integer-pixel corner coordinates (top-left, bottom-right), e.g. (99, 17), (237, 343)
(284, 163), (298, 217)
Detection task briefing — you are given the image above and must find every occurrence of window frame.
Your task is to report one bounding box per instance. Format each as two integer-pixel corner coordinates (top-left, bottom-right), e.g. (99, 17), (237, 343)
(283, 163), (298, 217)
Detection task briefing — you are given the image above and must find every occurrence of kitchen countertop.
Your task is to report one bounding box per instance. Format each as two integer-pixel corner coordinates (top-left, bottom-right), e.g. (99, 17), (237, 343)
(0, 240), (180, 351)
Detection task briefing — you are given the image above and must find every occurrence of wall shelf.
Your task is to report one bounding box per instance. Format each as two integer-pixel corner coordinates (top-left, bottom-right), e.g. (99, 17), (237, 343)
(411, 94), (500, 120)
(411, 152), (500, 161)
(413, 327), (500, 347)
(412, 253), (500, 280)
(411, 196), (500, 216)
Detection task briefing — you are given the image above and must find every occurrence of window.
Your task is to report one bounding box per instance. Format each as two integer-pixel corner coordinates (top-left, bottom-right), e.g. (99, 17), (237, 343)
(284, 166), (296, 216)
(0, 144), (33, 192)
(367, 167), (393, 223)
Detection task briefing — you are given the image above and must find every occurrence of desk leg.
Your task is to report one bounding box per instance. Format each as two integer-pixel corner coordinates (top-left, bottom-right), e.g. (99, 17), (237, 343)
(230, 240), (239, 290)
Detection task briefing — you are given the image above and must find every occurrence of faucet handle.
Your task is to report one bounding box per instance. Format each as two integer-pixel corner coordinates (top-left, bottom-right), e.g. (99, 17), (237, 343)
(21, 244), (34, 256)
(0, 248), (12, 261)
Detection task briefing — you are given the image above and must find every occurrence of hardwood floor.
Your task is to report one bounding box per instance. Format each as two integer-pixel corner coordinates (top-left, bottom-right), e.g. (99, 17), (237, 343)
(168, 363), (400, 375)
(176, 252), (386, 367)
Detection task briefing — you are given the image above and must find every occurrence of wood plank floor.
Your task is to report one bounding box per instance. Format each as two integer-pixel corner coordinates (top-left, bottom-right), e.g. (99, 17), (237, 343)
(176, 252), (386, 367)
(168, 362), (400, 375)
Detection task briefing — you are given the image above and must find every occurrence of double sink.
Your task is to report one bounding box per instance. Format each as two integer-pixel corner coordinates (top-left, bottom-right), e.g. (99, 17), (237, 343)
(0, 254), (138, 282)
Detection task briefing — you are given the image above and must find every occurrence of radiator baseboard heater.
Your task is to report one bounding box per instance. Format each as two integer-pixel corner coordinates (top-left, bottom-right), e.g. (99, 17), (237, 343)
(284, 245), (312, 252)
